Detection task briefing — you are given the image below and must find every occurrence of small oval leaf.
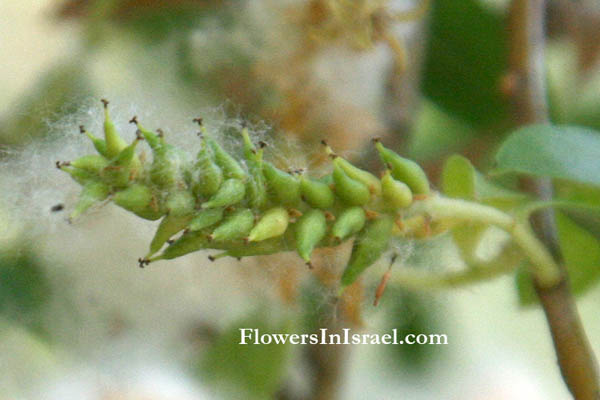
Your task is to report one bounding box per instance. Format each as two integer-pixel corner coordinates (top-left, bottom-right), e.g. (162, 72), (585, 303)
(494, 125), (600, 186)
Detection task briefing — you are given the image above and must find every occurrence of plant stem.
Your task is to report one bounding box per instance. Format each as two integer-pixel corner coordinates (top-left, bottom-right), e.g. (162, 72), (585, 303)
(418, 196), (561, 287)
(390, 254), (519, 291)
(507, 0), (599, 398)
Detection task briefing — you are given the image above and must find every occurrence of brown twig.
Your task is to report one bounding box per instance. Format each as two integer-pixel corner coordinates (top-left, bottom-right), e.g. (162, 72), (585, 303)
(507, 0), (599, 398)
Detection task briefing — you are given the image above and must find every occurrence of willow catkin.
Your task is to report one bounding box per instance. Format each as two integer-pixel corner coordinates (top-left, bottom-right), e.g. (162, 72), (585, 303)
(60, 101), (432, 286)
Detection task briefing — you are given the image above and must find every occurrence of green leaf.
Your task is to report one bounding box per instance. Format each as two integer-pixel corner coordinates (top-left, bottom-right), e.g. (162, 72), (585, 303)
(421, 0), (508, 127)
(0, 251), (51, 334)
(441, 154), (476, 200)
(384, 290), (442, 374)
(442, 154), (528, 208)
(494, 125), (600, 186)
(200, 312), (291, 399)
(555, 181), (600, 239)
(442, 155), (527, 263)
(556, 212), (600, 295)
(515, 262), (537, 306)
(562, 207), (600, 240)
(516, 212), (600, 305)
(408, 101), (476, 161)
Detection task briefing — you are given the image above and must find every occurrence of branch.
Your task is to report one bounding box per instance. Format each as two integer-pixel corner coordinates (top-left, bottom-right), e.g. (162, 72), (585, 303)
(507, 0), (599, 398)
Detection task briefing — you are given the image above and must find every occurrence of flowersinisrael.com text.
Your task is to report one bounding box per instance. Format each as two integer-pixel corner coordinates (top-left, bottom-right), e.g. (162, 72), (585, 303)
(239, 328), (448, 345)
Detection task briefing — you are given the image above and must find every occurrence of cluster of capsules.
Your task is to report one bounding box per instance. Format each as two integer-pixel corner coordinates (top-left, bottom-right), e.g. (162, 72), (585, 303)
(57, 101), (432, 290)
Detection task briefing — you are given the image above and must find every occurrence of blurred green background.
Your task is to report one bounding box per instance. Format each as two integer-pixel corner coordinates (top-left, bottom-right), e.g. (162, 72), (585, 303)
(2, 0), (600, 399)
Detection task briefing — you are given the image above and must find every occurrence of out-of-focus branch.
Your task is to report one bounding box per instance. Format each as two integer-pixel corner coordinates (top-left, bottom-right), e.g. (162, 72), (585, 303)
(547, 0), (600, 75)
(380, 5), (430, 154)
(507, 0), (599, 398)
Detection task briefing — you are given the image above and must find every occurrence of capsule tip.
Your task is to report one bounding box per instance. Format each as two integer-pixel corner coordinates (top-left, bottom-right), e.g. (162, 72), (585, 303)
(193, 117), (203, 126)
(129, 116), (138, 125)
(79, 125), (85, 134)
(101, 98), (109, 108)
(324, 211), (335, 221)
(365, 209), (379, 219)
(137, 257), (149, 268)
(288, 208), (302, 218)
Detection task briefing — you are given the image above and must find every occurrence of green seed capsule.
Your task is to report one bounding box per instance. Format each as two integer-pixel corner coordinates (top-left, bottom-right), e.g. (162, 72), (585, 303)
(135, 122), (162, 150)
(318, 173), (334, 185)
(59, 165), (96, 185)
(375, 141), (429, 195)
(332, 164), (371, 206)
(223, 235), (292, 259)
(81, 126), (109, 158)
(137, 123), (190, 189)
(150, 142), (191, 189)
(187, 208), (224, 231)
(381, 170), (413, 208)
(295, 209), (327, 263)
(165, 190), (195, 217)
(248, 207), (289, 242)
(70, 181), (110, 220)
(102, 137), (142, 187)
(331, 207), (366, 241)
(210, 208), (255, 241)
(201, 178), (246, 209)
(146, 214), (194, 258)
(114, 137), (141, 165)
(70, 155), (109, 174)
(241, 127), (258, 162)
(102, 101), (128, 158)
(340, 216), (394, 287)
(206, 137), (246, 180)
(113, 183), (163, 220)
(263, 161), (301, 206)
(333, 157), (381, 196)
(151, 231), (211, 262)
(242, 133), (267, 209)
(246, 173), (267, 209)
(300, 177), (335, 209)
(191, 140), (223, 198)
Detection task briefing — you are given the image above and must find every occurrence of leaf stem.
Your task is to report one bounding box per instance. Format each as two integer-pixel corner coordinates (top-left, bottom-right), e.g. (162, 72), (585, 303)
(417, 196), (561, 287)
(390, 259), (517, 291)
